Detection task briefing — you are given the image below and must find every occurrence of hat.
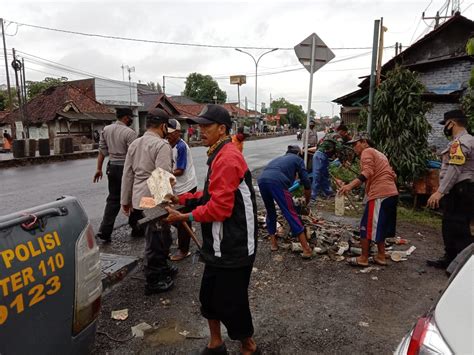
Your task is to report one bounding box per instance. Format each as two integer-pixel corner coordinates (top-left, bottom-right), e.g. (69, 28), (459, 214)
(438, 109), (468, 125)
(167, 118), (181, 133)
(287, 145), (302, 155)
(346, 131), (370, 144)
(187, 104), (231, 128)
(309, 119), (316, 125)
(116, 108), (136, 119)
(147, 108), (170, 124)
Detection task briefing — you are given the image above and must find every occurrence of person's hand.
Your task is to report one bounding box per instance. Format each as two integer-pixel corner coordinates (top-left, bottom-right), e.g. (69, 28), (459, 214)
(338, 184), (352, 196)
(169, 195), (179, 204)
(122, 204), (132, 216)
(169, 177), (176, 187)
(93, 170), (103, 183)
(165, 207), (186, 223)
(427, 191), (443, 209)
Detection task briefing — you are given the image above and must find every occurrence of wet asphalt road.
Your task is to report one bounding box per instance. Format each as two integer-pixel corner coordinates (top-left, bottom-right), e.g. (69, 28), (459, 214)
(0, 135), (298, 231)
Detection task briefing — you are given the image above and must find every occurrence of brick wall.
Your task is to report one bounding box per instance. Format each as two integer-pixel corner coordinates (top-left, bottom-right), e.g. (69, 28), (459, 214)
(418, 59), (472, 152)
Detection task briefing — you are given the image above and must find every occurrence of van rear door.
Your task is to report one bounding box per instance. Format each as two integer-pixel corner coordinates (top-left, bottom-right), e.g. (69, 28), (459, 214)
(0, 196), (101, 355)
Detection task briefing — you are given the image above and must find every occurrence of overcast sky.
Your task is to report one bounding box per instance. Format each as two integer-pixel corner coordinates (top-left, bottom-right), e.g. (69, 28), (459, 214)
(1, 0), (472, 116)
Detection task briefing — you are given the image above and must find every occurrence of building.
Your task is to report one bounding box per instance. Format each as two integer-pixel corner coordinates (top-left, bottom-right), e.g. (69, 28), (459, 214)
(6, 84), (115, 141)
(333, 13), (474, 150)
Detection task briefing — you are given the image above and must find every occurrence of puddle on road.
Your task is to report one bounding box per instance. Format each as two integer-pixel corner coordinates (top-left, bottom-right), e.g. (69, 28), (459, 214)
(144, 320), (204, 346)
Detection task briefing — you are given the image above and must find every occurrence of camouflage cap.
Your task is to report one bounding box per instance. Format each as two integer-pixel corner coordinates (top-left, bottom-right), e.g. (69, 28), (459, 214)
(346, 131), (370, 144)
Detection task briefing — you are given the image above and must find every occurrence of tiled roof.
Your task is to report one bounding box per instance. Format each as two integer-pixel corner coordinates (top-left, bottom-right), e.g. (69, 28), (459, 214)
(7, 84), (113, 124)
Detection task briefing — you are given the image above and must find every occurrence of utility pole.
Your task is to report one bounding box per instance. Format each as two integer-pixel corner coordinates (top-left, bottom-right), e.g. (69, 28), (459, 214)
(21, 57), (28, 133)
(121, 64), (125, 81)
(422, 11), (453, 29)
(245, 96), (248, 117)
(162, 75), (166, 95)
(376, 18), (387, 86)
(1, 18), (13, 112)
(367, 19), (380, 134)
(12, 48), (25, 138)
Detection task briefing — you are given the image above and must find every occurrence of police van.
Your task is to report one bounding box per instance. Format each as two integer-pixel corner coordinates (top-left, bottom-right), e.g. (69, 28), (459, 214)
(0, 196), (102, 354)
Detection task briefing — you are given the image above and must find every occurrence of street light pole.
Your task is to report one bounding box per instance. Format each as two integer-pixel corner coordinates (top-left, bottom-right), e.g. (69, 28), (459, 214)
(235, 48), (278, 130)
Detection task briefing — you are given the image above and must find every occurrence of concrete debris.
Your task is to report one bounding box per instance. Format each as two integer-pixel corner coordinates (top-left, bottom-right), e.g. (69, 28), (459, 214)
(111, 308), (129, 321)
(259, 209), (417, 265)
(273, 254), (284, 262)
(359, 267), (380, 274)
(131, 322), (153, 338)
(358, 321), (370, 327)
(371, 276), (379, 280)
(179, 330), (190, 337)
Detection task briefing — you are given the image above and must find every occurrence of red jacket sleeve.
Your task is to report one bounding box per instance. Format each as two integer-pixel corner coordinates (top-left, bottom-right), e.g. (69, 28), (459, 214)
(192, 146), (246, 223)
(178, 190), (203, 205)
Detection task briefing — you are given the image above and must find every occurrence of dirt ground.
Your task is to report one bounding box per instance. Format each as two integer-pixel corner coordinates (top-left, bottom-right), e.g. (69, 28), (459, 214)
(94, 181), (449, 354)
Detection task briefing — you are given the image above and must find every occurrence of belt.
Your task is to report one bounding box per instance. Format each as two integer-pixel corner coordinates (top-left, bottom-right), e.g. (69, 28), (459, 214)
(109, 160), (125, 166)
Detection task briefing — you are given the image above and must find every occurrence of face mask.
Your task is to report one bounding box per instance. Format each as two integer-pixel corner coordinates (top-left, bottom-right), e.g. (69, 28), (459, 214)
(443, 122), (453, 138)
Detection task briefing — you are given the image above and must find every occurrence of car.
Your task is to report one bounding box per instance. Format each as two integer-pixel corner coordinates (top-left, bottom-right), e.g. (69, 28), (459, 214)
(0, 196), (102, 354)
(394, 244), (473, 355)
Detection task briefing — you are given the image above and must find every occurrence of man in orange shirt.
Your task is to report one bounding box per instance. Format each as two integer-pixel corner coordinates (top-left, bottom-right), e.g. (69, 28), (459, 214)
(338, 132), (399, 267)
(232, 127), (246, 153)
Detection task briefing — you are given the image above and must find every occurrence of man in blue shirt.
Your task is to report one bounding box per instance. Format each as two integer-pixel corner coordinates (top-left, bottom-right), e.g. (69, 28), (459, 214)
(311, 139), (336, 200)
(258, 145), (313, 258)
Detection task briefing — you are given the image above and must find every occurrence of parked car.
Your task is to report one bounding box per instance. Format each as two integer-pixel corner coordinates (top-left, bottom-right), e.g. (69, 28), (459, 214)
(0, 196), (102, 354)
(394, 244), (473, 355)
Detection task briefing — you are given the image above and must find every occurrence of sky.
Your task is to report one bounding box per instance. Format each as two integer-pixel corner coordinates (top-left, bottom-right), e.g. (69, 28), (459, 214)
(1, 0), (472, 117)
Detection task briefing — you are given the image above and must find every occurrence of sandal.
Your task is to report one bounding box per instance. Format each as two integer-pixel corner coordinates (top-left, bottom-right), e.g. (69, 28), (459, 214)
(347, 256), (369, 267)
(301, 250), (313, 259)
(369, 256), (387, 266)
(170, 251), (191, 261)
(200, 343), (228, 355)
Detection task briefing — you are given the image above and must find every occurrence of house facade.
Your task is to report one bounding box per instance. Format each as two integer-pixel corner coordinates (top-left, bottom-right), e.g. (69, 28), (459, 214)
(333, 13), (474, 151)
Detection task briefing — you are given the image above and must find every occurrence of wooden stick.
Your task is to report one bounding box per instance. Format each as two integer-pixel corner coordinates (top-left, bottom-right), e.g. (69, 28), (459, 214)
(181, 221), (202, 249)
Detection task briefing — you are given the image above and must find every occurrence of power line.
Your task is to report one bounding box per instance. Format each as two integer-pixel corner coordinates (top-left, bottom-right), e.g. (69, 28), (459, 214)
(4, 19), (395, 51)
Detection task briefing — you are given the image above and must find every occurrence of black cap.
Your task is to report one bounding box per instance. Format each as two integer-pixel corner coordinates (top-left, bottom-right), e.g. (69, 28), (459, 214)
(187, 104), (232, 128)
(116, 108), (136, 119)
(147, 108), (170, 124)
(439, 109), (468, 125)
(309, 119), (316, 125)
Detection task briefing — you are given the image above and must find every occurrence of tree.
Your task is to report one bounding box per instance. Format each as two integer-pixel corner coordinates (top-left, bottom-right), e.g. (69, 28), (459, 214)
(270, 98), (306, 127)
(461, 37), (474, 133)
(371, 66), (432, 184)
(27, 77), (68, 100)
(145, 81), (163, 93)
(183, 73), (226, 103)
(0, 88), (19, 110)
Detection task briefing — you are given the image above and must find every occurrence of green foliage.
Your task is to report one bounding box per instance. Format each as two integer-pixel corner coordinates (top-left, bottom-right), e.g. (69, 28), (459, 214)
(461, 87), (474, 134)
(466, 37), (474, 55)
(27, 77), (68, 100)
(0, 88), (19, 110)
(145, 81), (163, 93)
(371, 66), (432, 184)
(183, 73), (227, 104)
(270, 98), (306, 127)
(357, 108), (368, 131)
(329, 162), (360, 183)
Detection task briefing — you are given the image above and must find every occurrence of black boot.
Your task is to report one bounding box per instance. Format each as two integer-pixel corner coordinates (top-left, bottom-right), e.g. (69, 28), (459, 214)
(144, 276), (174, 295)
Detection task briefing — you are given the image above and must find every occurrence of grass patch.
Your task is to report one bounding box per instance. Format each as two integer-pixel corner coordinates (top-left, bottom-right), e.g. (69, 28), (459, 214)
(397, 205), (442, 228)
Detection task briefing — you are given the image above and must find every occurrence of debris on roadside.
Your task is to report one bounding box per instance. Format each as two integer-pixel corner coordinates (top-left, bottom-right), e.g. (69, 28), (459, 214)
(358, 321), (370, 327)
(131, 322), (153, 338)
(258, 209), (418, 266)
(111, 309), (129, 321)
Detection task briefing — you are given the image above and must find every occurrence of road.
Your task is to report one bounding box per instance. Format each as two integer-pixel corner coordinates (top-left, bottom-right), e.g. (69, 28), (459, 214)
(0, 135), (298, 231)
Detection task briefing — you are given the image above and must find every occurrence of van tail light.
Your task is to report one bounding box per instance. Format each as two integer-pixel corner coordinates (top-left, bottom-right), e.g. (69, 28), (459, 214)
(396, 314), (452, 355)
(73, 223), (102, 335)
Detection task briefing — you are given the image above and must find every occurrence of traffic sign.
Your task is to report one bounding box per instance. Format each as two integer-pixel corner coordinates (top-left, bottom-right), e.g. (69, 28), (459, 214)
(294, 33), (335, 74)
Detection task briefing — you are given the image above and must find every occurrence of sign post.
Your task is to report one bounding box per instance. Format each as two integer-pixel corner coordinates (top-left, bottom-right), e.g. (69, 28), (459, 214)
(294, 33), (335, 166)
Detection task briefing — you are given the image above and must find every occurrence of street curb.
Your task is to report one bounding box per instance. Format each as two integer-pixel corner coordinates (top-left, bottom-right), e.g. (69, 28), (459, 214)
(0, 132), (296, 169)
(0, 151), (99, 169)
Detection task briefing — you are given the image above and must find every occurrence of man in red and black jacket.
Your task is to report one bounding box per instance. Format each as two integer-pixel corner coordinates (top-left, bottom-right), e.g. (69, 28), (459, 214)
(166, 104), (259, 355)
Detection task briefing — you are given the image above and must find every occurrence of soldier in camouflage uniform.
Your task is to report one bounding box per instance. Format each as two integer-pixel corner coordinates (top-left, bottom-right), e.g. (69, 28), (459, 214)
(427, 110), (474, 269)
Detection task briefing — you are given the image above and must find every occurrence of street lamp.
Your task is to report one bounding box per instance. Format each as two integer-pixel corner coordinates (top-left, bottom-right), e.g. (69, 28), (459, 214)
(235, 48), (278, 130)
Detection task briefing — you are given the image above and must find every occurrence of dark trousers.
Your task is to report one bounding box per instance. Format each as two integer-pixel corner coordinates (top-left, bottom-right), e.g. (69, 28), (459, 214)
(144, 219), (173, 284)
(441, 180), (474, 262)
(98, 163), (140, 238)
(200, 265), (254, 340)
(176, 186), (197, 253)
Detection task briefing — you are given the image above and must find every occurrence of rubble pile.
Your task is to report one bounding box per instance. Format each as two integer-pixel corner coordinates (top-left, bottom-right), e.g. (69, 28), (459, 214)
(257, 210), (416, 263)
